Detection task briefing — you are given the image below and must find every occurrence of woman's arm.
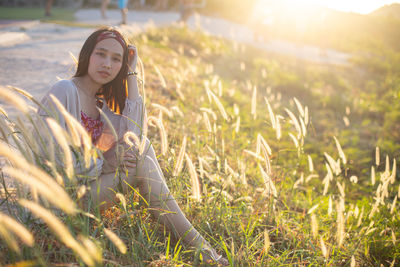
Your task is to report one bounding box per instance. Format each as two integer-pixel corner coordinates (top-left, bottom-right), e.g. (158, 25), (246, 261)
(127, 45), (140, 100)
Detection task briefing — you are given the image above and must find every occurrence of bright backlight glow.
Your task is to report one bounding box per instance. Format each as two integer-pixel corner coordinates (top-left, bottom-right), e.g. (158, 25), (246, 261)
(257, 0), (400, 14)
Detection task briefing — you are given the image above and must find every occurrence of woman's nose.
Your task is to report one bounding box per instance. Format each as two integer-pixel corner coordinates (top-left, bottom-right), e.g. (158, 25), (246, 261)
(102, 57), (112, 69)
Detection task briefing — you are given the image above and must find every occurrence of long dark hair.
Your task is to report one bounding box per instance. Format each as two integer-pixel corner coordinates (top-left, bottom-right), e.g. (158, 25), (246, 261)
(74, 27), (129, 114)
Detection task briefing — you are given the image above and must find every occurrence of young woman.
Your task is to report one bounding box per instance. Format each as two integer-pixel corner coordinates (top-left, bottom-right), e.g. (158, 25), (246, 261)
(38, 27), (228, 265)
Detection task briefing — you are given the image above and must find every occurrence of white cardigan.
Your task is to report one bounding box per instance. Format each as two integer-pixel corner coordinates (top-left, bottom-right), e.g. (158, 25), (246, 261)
(37, 79), (146, 180)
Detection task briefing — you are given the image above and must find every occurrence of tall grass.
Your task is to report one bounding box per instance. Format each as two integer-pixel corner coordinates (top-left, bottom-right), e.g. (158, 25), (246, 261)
(0, 26), (399, 266)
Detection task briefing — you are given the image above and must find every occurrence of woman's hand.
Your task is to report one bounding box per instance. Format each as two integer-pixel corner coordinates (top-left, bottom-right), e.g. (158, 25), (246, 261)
(121, 148), (137, 171)
(127, 45), (138, 72)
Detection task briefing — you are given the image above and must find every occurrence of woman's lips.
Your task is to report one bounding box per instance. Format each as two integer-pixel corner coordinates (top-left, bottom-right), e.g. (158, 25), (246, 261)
(98, 71), (110, 78)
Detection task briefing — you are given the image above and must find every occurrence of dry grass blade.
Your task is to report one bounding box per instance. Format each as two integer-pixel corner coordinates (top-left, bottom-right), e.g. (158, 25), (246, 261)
(0, 85), (29, 114)
(173, 136), (187, 176)
(104, 228), (127, 254)
(19, 200), (95, 266)
(185, 153), (201, 202)
(0, 212), (34, 247)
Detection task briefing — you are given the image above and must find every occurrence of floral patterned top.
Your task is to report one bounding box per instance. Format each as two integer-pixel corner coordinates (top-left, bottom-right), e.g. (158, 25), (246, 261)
(81, 111), (103, 143)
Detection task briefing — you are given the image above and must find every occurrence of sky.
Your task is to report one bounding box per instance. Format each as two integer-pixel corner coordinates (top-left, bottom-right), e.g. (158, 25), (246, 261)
(259, 0), (400, 14)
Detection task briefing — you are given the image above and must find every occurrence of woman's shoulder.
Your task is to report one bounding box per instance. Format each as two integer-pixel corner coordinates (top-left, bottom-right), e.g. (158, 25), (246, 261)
(45, 79), (78, 101)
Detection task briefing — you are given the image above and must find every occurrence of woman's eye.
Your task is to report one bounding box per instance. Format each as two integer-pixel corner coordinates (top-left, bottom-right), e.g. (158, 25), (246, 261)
(113, 57), (121, 62)
(96, 52), (105, 57)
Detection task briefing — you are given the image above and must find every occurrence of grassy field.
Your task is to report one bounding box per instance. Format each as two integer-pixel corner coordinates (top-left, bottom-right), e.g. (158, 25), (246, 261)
(0, 7), (75, 21)
(0, 25), (399, 266)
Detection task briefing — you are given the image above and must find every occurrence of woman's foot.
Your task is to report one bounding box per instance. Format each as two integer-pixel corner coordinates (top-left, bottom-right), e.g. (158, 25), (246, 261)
(200, 247), (229, 266)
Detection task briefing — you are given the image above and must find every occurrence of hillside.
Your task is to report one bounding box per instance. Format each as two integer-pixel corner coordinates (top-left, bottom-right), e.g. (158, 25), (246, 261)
(370, 3), (400, 19)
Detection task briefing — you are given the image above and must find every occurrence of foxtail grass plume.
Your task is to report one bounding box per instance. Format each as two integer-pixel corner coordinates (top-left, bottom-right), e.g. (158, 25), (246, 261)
(308, 155), (314, 172)
(371, 166), (376, 186)
(173, 136), (187, 176)
(104, 228), (127, 254)
(293, 97), (305, 117)
(328, 195), (333, 216)
(308, 204), (319, 214)
(256, 134), (272, 156)
(200, 107), (217, 120)
(275, 115), (282, 140)
(259, 164), (277, 198)
(203, 112), (212, 133)
(0, 142), (76, 214)
(288, 133), (299, 148)
(336, 201), (345, 247)
(390, 196), (397, 214)
(311, 213), (318, 239)
(350, 176), (358, 183)
(351, 255), (356, 267)
(152, 103), (173, 118)
(4, 167), (76, 214)
(185, 153), (201, 202)
(124, 131), (141, 151)
(19, 200), (96, 266)
(343, 116), (350, 126)
(244, 149), (265, 162)
(0, 85), (29, 114)
(148, 116), (168, 155)
(299, 116), (307, 137)
(263, 230), (270, 254)
(235, 116), (240, 133)
(390, 158), (396, 184)
(376, 147), (380, 166)
(324, 152), (341, 176)
(304, 106), (309, 126)
(333, 136), (347, 165)
(46, 118), (74, 180)
(78, 235), (102, 264)
(154, 64), (167, 89)
(285, 108), (302, 139)
(251, 86), (257, 119)
(264, 97), (276, 129)
(205, 87), (229, 121)
(0, 212), (34, 247)
(320, 236), (328, 258)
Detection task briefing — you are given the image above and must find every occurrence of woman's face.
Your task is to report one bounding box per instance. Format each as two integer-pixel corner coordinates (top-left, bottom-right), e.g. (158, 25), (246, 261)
(87, 38), (124, 85)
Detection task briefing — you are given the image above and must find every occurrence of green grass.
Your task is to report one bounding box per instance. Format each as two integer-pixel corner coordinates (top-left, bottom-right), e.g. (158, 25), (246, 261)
(0, 7), (75, 21)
